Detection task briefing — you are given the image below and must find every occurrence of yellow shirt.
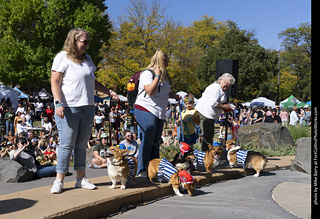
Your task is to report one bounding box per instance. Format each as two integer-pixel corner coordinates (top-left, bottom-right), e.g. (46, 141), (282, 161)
(181, 109), (199, 135)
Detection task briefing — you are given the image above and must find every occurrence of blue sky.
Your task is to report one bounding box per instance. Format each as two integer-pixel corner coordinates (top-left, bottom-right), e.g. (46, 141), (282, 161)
(105, 0), (311, 50)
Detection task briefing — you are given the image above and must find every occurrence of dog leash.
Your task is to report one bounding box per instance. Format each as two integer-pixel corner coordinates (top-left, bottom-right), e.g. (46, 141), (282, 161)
(130, 107), (170, 160)
(116, 99), (120, 145)
(178, 99), (185, 142)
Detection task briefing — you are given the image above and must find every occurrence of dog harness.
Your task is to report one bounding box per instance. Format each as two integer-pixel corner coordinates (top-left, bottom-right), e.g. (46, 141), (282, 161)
(193, 149), (205, 168)
(236, 150), (249, 168)
(158, 158), (178, 183)
(127, 157), (135, 181)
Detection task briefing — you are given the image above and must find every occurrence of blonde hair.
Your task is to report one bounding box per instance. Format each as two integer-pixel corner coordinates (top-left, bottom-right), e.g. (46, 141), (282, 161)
(147, 50), (169, 82)
(63, 28), (90, 64)
(215, 73), (236, 85)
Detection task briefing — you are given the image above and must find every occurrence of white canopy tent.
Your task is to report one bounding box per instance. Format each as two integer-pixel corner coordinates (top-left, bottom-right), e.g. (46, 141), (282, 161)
(250, 97), (276, 108)
(0, 83), (19, 110)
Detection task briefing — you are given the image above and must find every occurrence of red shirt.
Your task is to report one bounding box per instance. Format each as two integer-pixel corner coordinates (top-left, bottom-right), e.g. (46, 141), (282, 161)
(46, 109), (54, 120)
(45, 150), (56, 156)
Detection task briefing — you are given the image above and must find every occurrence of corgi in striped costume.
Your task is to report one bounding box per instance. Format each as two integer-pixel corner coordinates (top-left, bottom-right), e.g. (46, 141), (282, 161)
(158, 158), (178, 183)
(148, 158), (198, 196)
(193, 145), (223, 173)
(105, 146), (138, 190)
(226, 144), (267, 177)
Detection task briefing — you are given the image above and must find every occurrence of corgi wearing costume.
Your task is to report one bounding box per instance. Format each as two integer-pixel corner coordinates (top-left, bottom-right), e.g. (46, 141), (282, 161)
(171, 143), (195, 171)
(148, 158), (198, 196)
(104, 146), (137, 190)
(226, 140), (267, 177)
(193, 144), (223, 173)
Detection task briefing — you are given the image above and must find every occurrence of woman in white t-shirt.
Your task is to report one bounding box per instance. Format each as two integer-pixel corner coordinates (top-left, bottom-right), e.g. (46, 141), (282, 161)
(134, 50), (171, 176)
(50, 28), (118, 194)
(94, 111), (104, 137)
(42, 118), (52, 136)
(195, 73), (234, 151)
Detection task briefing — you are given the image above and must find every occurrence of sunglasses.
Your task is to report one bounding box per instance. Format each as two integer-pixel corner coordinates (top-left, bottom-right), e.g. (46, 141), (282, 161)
(77, 39), (90, 45)
(126, 135), (132, 137)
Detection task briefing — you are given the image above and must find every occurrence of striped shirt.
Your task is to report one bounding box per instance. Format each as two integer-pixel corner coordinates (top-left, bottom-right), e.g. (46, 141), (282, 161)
(236, 150), (249, 168)
(193, 149), (205, 168)
(158, 158), (177, 182)
(127, 157), (136, 181)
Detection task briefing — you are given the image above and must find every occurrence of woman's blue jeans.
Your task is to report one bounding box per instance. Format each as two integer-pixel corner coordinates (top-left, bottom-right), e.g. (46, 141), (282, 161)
(55, 105), (94, 174)
(35, 164), (56, 178)
(135, 108), (164, 175)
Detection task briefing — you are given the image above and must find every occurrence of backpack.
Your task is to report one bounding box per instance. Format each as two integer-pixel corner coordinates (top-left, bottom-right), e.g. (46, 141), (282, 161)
(127, 69), (159, 108)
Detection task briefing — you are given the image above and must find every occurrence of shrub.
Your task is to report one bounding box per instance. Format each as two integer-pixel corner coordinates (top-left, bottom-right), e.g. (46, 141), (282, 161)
(287, 125), (311, 142)
(240, 142), (295, 157)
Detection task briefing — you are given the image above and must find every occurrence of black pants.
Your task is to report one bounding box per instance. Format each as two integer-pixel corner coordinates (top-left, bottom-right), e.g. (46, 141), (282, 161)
(199, 113), (215, 151)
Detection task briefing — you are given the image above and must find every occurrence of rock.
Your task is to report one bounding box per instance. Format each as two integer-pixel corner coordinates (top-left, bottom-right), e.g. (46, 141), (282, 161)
(86, 147), (95, 165)
(238, 123), (294, 149)
(291, 137), (311, 174)
(0, 158), (34, 183)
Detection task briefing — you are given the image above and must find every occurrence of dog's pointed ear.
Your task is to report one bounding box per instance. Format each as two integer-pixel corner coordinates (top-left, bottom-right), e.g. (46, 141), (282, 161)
(208, 144), (213, 150)
(121, 149), (129, 155)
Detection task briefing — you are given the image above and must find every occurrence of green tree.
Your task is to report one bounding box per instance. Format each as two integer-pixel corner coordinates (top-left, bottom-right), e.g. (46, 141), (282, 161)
(98, 2), (230, 96)
(196, 28), (278, 101)
(166, 16), (229, 96)
(97, 0), (164, 94)
(0, 0), (111, 93)
(278, 22), (311, 101)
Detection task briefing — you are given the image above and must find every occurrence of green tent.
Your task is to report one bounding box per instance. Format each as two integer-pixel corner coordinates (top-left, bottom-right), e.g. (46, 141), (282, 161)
(280, 95), (305, 109)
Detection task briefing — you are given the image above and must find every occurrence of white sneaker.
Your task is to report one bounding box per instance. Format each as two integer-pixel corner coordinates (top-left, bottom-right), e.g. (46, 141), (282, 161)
(51, 179), (64, 194)
(75, 177), (97, 190)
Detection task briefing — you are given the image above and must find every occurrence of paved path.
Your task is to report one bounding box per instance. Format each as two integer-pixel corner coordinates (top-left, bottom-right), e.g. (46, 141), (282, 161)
(0, 156), (302, 219)
(113, 170), (311, 219)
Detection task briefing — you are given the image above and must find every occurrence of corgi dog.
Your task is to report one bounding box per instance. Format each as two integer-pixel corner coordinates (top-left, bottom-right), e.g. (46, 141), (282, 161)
(226, 140), (267, 177)
(148, 158), (198, 196)
(171, 142), (195, 171)
(104, 146), (137, 190)
(193, 144), (223, 173)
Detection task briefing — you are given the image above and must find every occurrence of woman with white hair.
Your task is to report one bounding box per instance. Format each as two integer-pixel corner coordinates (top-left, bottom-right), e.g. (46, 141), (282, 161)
(195, 73), (235, 151)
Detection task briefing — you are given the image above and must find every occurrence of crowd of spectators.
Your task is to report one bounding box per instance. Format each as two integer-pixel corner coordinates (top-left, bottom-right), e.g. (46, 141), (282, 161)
(0, 98), (57, 162)
(0, 96), (312, 178)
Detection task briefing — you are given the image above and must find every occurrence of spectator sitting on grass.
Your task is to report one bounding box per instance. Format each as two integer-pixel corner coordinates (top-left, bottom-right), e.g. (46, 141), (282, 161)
(42, 118), (53, 136)
(11, 137), (56, 179)
(1, 141), (14, 157)
(119, 130), (139, 158)
(45, 145), (57, 163)
(90, 133), (109, 168)
(163, 130), (178, 147)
